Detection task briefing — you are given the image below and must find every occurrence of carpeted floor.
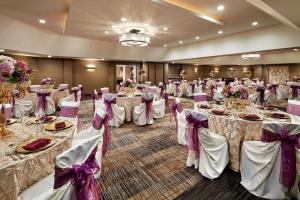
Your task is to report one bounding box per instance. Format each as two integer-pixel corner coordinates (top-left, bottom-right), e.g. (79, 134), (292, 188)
(77, 98), (265, 200)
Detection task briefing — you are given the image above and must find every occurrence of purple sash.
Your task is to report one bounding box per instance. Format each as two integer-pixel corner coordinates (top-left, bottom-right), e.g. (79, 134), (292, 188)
(190, 83), (195, 94)
(261, 128), (300, 191)
(256, 87), (265, 106)
(142, 97), (153, 120)
(171, 102), (183, 131)
(186, 114), (208, 159)
(162, 93), (169, 108)
(37, 92), (51, 111)
(210, 85), (215, 98)
(93, 113), (110, 157)
(175, 83), (180, 93)
(290, 85), (299, 98)
(159, 85), (164, 97)
(60, 106), (79, 118)
(271, 84), (278, 96)
(54, 147), (100, 200)
(104, 98), (116, 120)
(92, 91), (99, 112)
(203, 80), (207, 90)
(71, 88), (80, 102)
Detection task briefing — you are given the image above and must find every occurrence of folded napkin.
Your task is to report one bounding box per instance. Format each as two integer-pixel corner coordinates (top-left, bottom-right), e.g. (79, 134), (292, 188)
(24, 138), (51, 151)
(117, 94), (127, 97)
(55, 122), (66, 130)
(244, 114), (260, 120)
(39, 116), (53, 122)
(211, 110), (224, 115)
(6, 119), (10, 124)
(271, 113), (286, 119)
(199, 104), (209, 109)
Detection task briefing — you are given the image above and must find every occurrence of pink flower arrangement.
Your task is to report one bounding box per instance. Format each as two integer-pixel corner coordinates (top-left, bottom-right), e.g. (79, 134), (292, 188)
(0, 55), (16, 82)
(222, 85), (249, 99)
(41, 77), (54, 85)
(124, 78), (136, 88)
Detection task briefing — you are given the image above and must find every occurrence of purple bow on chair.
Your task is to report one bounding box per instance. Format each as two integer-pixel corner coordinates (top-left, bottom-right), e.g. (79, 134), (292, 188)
(256, 86), (265, 106)
(93, 113), (110, 157)
(271, 84), (278, 96)
(104, 97), (116, 120)
(60, 106), (79, 118)
(54, 147), (100, 200)
(71, 87), (80, 102)
(186, 114), (208, 159)
(175, 83), (180, 94)
(159, 85), (164, 97)
(261, 128), (300, 191)
(142, 97), (154, 120)
(190, 83), (195, 94)
(92, 90), (99, 112)
(203, 80), (207, 90)
(37, 91), (51, 111)
(171, 102), (183, 131)
(290, 85), (299, 98)
(163, 93), (169, 108)
(210, 85), (215, 98)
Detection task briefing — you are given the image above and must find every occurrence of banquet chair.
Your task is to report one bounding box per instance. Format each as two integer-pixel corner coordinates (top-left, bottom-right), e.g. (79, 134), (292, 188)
(171, 98), (185, 145)
(287, 100), (300, 116)
(174, 82), (183, 97)
(18, 134), (103, 200)
(58, 84), (69, 91)
(240, 122), (300, 199)
(152, 97), (165, 119)
(103, 93), (125, 128)
(14, 100), (34, 117)
(186, 83), (196, 97)
(185, 110), (229, 179)
(59, 101), (80, 119)
(71, 87), (81, 102)
(166, 83), (174, 95)
(0, 104), (13, 119)
(92, 89), (101, 112)
(36, 91), (56, 115)
(100, 87), (109, 95)
(133, 93), (155, 125)
(29, 85), (42, 93)
(145, 81), (152, 86)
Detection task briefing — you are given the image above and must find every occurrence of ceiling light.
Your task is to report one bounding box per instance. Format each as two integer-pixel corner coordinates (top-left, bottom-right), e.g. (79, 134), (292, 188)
(241, 54), (261, 59)
(104, 31), (109, 34)
(100, 58), (105, 61)
(293, 48), (298, 51)
(0, 49), (5, 52)
(179, 40), (183, 44)
(144, 23), (149, 27)
(171, 61), (175, 64)
(39, 19), (46, 24)
(217, 5), (225, 11)
(163, 44), (167, 47)
(163, 27), (168, 31)
(121, 17), (127, 22)
(119, 29), (150, 47)
(47, 55), (52, 58)
(218, 30), (223, 34)
(86, 64), (96, 68)
(252, 21), (258, 26)
(195, 36), (200, 40)
(112, 25), (116, 28)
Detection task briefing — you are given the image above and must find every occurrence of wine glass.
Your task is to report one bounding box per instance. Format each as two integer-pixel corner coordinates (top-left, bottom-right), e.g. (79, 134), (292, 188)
(35, 108), (45, 137)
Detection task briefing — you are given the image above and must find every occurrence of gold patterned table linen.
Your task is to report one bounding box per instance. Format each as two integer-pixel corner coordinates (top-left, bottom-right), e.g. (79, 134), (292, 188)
(116, 96), (141, 122)
(196, 106), (291, 171)
(0, 119), (75, 200)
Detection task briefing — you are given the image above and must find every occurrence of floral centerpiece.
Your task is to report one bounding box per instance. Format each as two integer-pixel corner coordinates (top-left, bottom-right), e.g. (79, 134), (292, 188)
(124, 78), (136, 88)
(41, 77), (54, 89)
(222, 85), (249, 109)
(0, 55), (33, 138)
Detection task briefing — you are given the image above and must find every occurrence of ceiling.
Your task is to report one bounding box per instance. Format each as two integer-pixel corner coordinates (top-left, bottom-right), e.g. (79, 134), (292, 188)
(1, 0), (299, 48)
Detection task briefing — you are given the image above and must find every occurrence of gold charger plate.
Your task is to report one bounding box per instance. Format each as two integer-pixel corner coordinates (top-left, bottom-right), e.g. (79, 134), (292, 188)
(264, 112), (290, 119)
(7, 118), (18, 125)
(239, 113), (263, 121)
(32, 116), (58, 124)
(15, 136), (57, 154)
(44, 120), (73, 131)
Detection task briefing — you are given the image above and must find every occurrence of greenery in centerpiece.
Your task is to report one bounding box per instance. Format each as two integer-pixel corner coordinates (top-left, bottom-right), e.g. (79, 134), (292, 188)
(222, 85), (249, 99)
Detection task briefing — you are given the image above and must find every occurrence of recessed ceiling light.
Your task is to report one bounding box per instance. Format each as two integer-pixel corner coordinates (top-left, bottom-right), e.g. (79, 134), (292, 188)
(195, 36), (200, 40)
(171, 61), (175, 64)
(39, 19), (46, 24)
(252, 21), (258, 26)
(104, 31), (109, 34)
(293, 48), (298, 51)
(163, 44), (168, 47)
(112, 25), (116, 28)
(47, 55), (52, 58)
(121, 17), (127, 22)
(218, 30), (223, 34)
(144, 23), (149, 27)
(179, 40), (183, 44)
(0, 49), (5, 52)
(100, 58), (105, 60)
(163, 27), (168, 31)
(86, 64), (96, 68)
(217, 5), (225, 11)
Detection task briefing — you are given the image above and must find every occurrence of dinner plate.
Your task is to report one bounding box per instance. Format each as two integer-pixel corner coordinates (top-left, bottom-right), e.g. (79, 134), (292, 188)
(15, 136), (57, 154)
(239, 113), (263, 121)
(32, 116), (57, 124)
(44, 120), (73, 131)
(208, 110), (227, 116)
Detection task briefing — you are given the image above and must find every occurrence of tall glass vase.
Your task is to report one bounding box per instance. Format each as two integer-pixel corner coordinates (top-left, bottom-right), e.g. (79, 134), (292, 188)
(0, 82), (16, 139)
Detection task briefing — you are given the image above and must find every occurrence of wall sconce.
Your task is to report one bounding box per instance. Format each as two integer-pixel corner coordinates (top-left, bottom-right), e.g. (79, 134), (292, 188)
(86, 64), (96, 69)
(194, 67), (198, 73)
(214, 68), (219, 73)
(243, 67), (248, 73)
(87, 68), (95, 72)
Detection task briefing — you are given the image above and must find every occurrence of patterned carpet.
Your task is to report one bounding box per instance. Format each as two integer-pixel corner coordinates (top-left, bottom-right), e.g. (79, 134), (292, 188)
(77, 98), (267, 200)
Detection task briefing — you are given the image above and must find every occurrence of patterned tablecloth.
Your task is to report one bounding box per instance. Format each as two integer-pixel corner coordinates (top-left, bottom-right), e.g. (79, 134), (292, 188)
(116, 96), (141, 122)
(0, 118), (76, 200)
(195, 105), (293, 171)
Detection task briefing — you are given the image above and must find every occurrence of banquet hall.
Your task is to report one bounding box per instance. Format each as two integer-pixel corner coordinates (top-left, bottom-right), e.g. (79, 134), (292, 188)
(1, 0), (300, 199)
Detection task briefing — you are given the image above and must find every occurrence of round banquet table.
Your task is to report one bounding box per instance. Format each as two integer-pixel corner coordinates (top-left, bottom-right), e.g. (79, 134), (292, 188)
(194, 104), (298, 172)
(116, 96), (141, 122)
(0, 117), (76, 200)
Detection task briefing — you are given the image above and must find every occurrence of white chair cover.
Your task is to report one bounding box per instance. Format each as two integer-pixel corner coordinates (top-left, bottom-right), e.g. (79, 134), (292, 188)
(166, 84), (174, 95)
(58, 84), (68, 91)
(0, 104), (13, 119)
(58, 95), (75, 108)
(100, 87), (109, 94)
(14, 100), (34, 117)
(29, 85), (42, 93)
(240, 123), (300, 199)
(19, 134), (102, 200)
(133, 93), (154, 126)
(152, 98), (165, 119)
(173, 83), (183, 97)
(59, 101), (80, 118)
(177, 109), (187, 145)
(103, 93), (125, 128)
(36, 92), (56, 115)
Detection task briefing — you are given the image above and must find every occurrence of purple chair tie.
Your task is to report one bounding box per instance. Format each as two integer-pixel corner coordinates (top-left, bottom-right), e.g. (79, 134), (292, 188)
(37, 92), (51, 111)
(159, 85), (164, 97)
(71, 88), (80, 102)
(186, 114), (208, 159)
(171, 102), (183, 131)
(93, 113), (110, 157)
(256, 87), (265, 106)
(104, 98), (116, 120)
(60, 106), (79, 118)
(175, 83), (180, 93)
(290, 85), (299, 98)
(271, 84), (278, 96)
(190, 83), (195, 94)
(162, 93), (169, 108)
(142, 97), (154, 120)
(261, 128), (300, 191)
(53, 147), (100, 200)
(92, 91), (100, 112)
(210, 85), (215, 98)
(203, 80), (207, 90)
